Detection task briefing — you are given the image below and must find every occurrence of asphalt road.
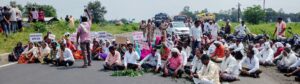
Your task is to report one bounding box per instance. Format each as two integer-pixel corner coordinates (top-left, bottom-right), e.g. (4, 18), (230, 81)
(0, 60), (298, 84)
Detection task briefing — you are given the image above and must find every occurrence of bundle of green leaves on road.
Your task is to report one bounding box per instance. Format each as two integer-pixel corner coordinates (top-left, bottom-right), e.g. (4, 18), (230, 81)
(111, 69), (144, 77)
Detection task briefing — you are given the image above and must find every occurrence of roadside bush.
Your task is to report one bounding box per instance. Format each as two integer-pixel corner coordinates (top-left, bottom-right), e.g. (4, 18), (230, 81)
(32, 22), (47, 32)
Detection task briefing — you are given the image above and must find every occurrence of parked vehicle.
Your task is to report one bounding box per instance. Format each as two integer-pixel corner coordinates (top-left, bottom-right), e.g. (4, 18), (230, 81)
(154, 13), (169, 27)
(166, 21), (190, 38)
(173, 15), (187, 22)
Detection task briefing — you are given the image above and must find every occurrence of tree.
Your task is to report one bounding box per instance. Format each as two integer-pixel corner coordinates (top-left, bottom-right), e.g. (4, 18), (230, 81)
(180, 6), (197, 20)
(24, 3), (57, 17)
(265, 8), (277, 22)
(243, 5), (265, 24)
(87, 0), (107, 23)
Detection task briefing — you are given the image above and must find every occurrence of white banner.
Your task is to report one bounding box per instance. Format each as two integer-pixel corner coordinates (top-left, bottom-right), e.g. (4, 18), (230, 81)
(132, 32), (143, 40)
(98, 31), (107, 40)
(29, 33), (43, 42)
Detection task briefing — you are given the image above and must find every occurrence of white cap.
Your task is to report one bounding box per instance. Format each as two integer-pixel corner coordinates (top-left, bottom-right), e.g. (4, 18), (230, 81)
(171, 48), (180, 54)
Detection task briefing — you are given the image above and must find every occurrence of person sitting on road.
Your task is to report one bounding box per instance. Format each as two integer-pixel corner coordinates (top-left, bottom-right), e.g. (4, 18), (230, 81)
(257, 42), (274, 66)
(18, 42), (38, 64)
(228, 39), (244, 60)
(220, 48), (240, 82)
(187, 48), (203, 79)
(192, 54), (220, 84)
(177, 46), (188, 69)
(160, 36), (171, 60)
(104, 46), (124, 70)
(284, 58), (300, 81)
(234, 21), (250, 39)
(92, 39), (102, 60)
(123, 43), (140, 70)
(276, 48), (298, 73)
(239, 49), (262, 78)
(44, 41), (59, 65)
(210, 41), (225, 63)
(138, 48), (161, 73)
(37, 42), (51, 64)
(273, 42), (285, 60)
(163, 48), (183, 78)
(56, 42), (75, 67)
(8, 42), (24, 62)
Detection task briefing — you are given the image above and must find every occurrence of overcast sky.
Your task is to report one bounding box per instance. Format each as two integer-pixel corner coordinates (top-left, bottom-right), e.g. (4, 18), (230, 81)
(1, 0), (300, 21)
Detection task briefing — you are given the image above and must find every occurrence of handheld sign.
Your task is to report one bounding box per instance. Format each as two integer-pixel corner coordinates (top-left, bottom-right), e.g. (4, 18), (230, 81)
(70, 33), (77, 42)
(106, 33), (113, 40)
(29, 33), (43, 42)
(90, 32), (99, 40)
(98, 31), (107, 40)
(132, 32), (143, 40)
(48, 34), (56, 40)
(116, 36), (127, 44)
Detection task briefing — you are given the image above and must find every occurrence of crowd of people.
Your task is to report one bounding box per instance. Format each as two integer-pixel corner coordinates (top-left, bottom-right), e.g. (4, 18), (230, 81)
(0, 4), (46, 38)
(3, 6), (300, 83)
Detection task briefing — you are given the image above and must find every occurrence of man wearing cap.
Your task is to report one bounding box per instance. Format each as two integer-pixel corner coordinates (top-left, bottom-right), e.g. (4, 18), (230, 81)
(193, 54), (220, 84)
(257, 42), (274, 66)
(163, 48), (183, 78)
(210, 41), (225, 63)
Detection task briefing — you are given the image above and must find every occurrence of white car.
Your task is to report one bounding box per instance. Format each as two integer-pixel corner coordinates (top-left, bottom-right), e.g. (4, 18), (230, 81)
(167, 22), (190, 36)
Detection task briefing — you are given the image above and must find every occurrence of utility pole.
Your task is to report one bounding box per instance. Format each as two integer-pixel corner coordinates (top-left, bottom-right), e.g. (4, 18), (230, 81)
(237, 2), (241, 22)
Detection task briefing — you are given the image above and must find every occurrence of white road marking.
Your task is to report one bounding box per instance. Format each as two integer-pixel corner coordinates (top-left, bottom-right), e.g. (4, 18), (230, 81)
(0, 62), (17, 68)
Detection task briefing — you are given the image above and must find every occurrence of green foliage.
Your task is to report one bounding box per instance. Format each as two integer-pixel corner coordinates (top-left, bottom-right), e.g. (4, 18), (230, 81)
(24, 3), (57, 17)
(87, 0), (107, 23)
(31, 22), (47, 33)
(111, 70), (144, 77)
(243, 5), (266, 24)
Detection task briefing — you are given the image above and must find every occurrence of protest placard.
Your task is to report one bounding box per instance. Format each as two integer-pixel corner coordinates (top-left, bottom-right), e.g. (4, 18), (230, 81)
(48, 34), (56, 40)
(90, 32), (99, 40)
(29, 33), (43, 42)
(70, 33), (77, 42)
(106, 33), (113, 40)
(115, 36), (127, 44)
(98, 31), (107, 40)
(132, 32), (143, 40)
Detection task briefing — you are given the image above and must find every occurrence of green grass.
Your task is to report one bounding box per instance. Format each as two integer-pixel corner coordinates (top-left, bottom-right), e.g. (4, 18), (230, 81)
(0, 21), (299, 54)
(0, 21), (138, 54)
(218, 22), (300, 38)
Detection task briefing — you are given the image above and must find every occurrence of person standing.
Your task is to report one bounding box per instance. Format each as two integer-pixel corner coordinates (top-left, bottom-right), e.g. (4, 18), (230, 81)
(9, 5), (18, 33)
(38, 8), (45, 22)
(31, 8), (38, 22)
(76, 9), (92, 68)
(273, 17), (286, 40)
(189, 20), (202, 57)
(139, 20), (147, 37)
(224, 21), (231, 35)
(2, 6), (11, 37)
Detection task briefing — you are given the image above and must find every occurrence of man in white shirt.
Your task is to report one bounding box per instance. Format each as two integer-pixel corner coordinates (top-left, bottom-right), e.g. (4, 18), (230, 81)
(277, 48), (298, 73)
(220, 48), (239, 82)
(257, 42), (274, 66)
(239, 49), (262, 78)
(57, 42), (75, 67)
(193, 54), (220, 84)
(31, 8), (38, 22)
(209, 20), (219, 40)
(9, 5), (18, 33)
(124, 43), (140, 70)
(234, 21), (250, 39)
(190, 20), (202, 57)
(229, 39), (244, 60)
(138, 48), (161, 73)
(187, 48), (203, 79)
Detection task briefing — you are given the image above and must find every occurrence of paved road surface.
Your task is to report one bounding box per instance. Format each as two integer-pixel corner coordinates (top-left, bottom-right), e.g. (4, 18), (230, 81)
(1, 60), (298, 84)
